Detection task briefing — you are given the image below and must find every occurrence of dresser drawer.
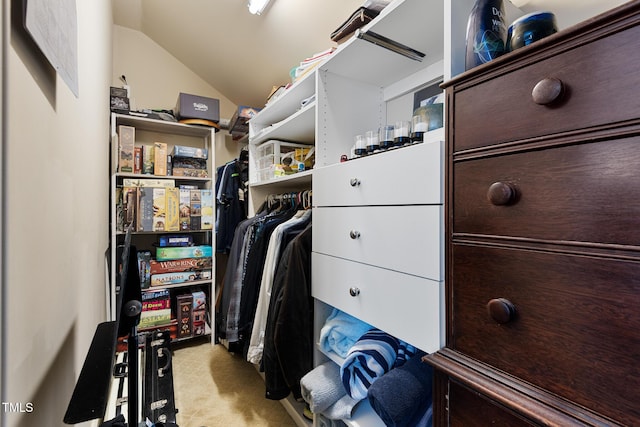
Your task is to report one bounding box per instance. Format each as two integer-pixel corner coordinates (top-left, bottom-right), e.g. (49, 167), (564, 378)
(451, 244), (640, 425)
(313, 140), (443, 207)
(312, 253), (443, 353)
(453, 136), (640, 246)
(448, 381), (535, 427)
(453, 23), (640, 151)
(313, 205), (442, 280)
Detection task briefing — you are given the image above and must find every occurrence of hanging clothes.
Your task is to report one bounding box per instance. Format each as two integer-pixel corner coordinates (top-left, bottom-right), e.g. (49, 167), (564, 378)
(247, 209), (312, 364)
(216, 212), (266, 347)
(218, 197), (295, 351)
(237, 204), (299, 355)
(215, 159), (246, 254)
(263, 224), (313, 400)
(217, 192), (313, 402)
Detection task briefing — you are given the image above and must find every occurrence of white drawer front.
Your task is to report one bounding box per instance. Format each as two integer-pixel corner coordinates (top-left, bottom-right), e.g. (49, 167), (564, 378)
(313, 205), (442, 280)
(312, 253), (443, 353)
(313, 140), (443, 207)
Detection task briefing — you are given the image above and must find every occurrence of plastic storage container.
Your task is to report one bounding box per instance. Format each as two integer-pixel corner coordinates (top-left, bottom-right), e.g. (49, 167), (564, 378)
(252, 139), (314, 183)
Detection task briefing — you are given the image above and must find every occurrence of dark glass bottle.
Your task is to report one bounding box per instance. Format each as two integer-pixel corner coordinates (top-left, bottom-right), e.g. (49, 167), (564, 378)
(465, 0), (507, 70)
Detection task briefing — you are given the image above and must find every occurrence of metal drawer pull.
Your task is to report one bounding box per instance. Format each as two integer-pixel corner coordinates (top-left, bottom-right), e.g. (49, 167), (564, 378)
(350, 178), (361, 187)
(349, 230), (361, 239)
(349, 287), (360, 297)
(487, 298), (517, 324)
(487, 182), (518, 206)
(532, 77), (564, 105)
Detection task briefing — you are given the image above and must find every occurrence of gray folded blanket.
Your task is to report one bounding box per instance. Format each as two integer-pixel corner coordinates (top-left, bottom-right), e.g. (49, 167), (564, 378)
(300, 361), (359, 419)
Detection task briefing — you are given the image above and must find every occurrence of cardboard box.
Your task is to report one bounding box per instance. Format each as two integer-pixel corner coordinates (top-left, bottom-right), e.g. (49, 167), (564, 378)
(142, 144), (154, 174)
(110, 95), (130, 113)
(174, 92), (220, 124)
(134, 147), (142, 174)
(165, 187), (180, 231)
(110, 86), (128, 97)
(192, 290), (207, 337)
(152, 188), (166, 231)
(137, 250), (151, 289)
(179, 189), (191, 230)
(200, 189), (213, 230)
(122, 187), (138, 230)
(137, 186), (154, 232)
(171, 145), (208, 160)
(192, 290), (206, 311)
(149, 257), (213, 275)
(172, 168), (208, 178)
(118, 125), (135, 173)
(155, 245), (212, 261)
(192, 310), (206, 336)
(153, 142), (168, 176)
(190, 189), (201, 230)
(158, 234), (193, 247)
(229, 105), (262, 136)
(176, 294), (193, 339)
(150, 270), (211, 286)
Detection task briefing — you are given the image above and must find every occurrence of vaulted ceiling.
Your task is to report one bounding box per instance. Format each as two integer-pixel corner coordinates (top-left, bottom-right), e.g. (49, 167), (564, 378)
(112, 0), (363, 108)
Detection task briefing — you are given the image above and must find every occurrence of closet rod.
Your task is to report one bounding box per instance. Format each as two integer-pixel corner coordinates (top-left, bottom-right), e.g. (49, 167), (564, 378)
(356, 29), (425, 61)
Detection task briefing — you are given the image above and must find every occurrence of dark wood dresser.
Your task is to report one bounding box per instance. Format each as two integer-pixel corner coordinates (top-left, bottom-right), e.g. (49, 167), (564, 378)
(425, 2), (640, 425)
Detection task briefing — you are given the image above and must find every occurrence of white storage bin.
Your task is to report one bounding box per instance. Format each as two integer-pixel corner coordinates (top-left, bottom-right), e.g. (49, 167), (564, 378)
(251, 139), (314, 183)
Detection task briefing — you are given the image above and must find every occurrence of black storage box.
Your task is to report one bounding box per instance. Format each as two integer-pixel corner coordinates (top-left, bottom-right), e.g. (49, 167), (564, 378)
(174, 92), (220, 124)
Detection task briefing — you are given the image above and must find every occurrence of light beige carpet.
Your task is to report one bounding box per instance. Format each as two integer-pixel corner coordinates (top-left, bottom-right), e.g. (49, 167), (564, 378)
(172, 339), (298, 427)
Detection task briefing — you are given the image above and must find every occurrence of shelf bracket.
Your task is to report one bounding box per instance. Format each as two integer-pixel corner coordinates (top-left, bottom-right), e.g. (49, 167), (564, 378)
(356, 29), (425, 62)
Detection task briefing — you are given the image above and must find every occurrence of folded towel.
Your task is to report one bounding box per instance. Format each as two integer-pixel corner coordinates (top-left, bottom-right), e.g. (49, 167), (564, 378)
(340, 329), (417, 400)
(317, 410), (355, 426)
(367, 350), (433, 427)
(319, 309), (373, 358)
(300, 362), (345, 413)
(322, 394), (360, 420)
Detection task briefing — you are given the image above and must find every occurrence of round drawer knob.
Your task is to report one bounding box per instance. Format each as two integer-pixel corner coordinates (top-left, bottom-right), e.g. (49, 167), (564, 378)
(349, 230), (361, 239)
(350, 178), (361, 187)
(349, 287), (360, 297)
(487, 298), (517, 324)
(532, 77), (564, 105)
(487, 182), (517, 206)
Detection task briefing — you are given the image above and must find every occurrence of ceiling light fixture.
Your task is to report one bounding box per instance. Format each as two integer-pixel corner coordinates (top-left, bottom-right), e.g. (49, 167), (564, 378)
(248, 0), (271, 15)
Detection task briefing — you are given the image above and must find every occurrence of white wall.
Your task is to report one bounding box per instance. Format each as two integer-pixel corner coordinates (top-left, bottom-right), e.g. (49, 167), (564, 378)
(3, 1), (113, 426)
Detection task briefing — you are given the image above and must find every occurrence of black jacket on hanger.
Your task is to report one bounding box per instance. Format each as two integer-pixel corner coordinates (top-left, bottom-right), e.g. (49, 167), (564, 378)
(263, 224), (313, 400)
(215, 160), (246, 254)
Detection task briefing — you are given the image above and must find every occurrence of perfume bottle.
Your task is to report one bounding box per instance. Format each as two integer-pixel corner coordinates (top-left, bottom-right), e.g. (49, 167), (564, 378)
(465, 0), (507, 70)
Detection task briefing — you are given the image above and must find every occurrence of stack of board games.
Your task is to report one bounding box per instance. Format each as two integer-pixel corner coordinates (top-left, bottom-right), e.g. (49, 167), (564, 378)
(171, 145), (209, 178)
(148, 253), (213, 287)
(139, 289), (172, 329)
(117, 179), (213, 233)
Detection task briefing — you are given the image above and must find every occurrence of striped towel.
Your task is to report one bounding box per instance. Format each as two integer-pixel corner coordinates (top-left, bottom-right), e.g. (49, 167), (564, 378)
(340, 329), (417, 400)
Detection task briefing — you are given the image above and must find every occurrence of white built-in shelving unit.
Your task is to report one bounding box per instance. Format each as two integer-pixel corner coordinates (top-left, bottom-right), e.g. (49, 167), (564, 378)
(109, 112), (217, 346)
(246, 0), (625, 425)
